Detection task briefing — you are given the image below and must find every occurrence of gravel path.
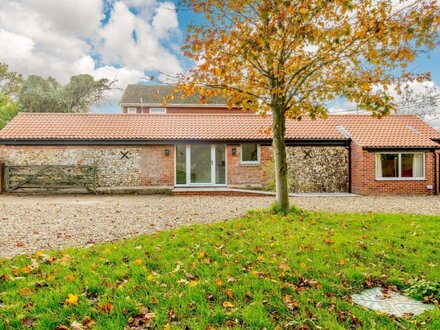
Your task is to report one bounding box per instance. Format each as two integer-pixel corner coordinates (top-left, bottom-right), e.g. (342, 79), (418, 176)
(1, 194), (439, 258)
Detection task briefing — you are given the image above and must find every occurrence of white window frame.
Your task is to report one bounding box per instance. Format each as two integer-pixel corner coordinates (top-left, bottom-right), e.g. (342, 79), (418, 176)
(240, 143), (261, 165)
(127, 107), (137, 114)
(149, 107), (167, 114)
(375, 152), (425, 181)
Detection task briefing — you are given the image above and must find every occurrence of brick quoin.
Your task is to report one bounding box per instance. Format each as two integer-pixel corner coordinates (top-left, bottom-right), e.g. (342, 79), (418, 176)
(350, 142), (438, 196)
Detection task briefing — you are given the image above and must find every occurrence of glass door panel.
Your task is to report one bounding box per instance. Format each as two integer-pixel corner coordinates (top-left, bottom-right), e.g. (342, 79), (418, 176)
(215, 145), (226, 184)
(175, 144), (187, 184)
(190, 144), (212, 184)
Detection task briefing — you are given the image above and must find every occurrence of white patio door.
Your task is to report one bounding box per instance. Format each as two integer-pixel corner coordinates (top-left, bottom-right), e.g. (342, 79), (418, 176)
(175, 144), (226, 186)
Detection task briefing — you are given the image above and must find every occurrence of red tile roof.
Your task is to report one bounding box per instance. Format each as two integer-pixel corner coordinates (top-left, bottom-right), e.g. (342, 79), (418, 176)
(0, 113), (439, 148)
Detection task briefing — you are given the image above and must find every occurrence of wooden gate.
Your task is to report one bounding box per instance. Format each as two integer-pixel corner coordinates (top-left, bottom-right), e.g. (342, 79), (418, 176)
(3, 165), (97, 193)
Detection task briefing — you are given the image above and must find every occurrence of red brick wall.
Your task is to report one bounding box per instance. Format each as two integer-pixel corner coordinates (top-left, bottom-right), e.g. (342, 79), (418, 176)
(139, 145), (174, 186)
(350, 142), (437, 195)
(122, 106), (246, 114)
(227, 145), (272, 187)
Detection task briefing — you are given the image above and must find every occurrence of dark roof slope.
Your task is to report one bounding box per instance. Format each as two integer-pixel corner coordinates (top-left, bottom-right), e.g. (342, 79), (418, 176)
(120, 84), (226, 105)
(1, 113), (439, 148)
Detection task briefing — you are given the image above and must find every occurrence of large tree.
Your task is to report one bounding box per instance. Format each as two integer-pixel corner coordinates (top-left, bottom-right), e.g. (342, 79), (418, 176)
(177, 0), (440, 209)
(18, 74), (115, 113)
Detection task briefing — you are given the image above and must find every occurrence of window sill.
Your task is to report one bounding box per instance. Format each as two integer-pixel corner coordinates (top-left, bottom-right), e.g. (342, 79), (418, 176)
(375, 178), (427, 181)
(240, 162), (261, 167)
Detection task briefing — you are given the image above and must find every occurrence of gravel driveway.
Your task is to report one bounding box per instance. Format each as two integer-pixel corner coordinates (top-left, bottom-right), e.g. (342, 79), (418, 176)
(1, 194), (439, 258)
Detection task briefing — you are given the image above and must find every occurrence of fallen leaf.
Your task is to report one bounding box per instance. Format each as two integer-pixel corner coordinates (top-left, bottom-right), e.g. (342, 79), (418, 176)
(225, 289), (235, 299)
(134, 259), (143, 266)
(65, 294), (79, 305)
(20, 317), (34, 327)
(188, 280), (198, 287)
(167, 309), (177, 321)
(222, 301), (235, 308)
(65, 274), (76, 281)
(339, 259), (346, 266)
(55, 326), (69, 330)
(324, 237), (334, 245)
(278, 262), (291, 271)
(16, 242), (25, 247)
(150, 297), (158, 305)
(215, 278), (223, 286)
(19, 287), (32, 296)
(127, 309), (155, 329)
(21, 265), (33, 274)
(81, 317), (95, 329)
(147, 273), (154, 281)
(98, 302), (113, 313)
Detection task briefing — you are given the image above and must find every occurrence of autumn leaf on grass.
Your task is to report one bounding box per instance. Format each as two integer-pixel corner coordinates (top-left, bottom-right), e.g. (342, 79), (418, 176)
(65, 274), (76, 281)
(284, 295), (300, 311)
(150, 297), (158, 305)
(19, 287), (32, 296)
(147, 273), (154, 281)
(222, 301), (235, 309)
(215, 278), (223, 286)
(338, 259), (346, 266)
(65, 294), (79, 305)
(278, 262), (291, 271)
(188, 280), (198, 287)
(55, 325), (69, 330)
(134, 259), (143, 266)
(98, 302), (113, 314)
(225, 289), (235, 299)
(324, 237), (334, 245)
(21, 265), (33, 274)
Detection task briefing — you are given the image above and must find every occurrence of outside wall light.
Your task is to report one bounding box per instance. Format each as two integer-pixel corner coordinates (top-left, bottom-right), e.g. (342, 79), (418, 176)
(164, 149), (170, 156)
(231, 148), (237, 156)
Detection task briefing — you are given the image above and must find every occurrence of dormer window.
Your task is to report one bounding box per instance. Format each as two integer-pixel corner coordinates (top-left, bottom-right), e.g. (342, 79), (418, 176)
(150, 108), (167, 114)
(127, 107), (137, 114)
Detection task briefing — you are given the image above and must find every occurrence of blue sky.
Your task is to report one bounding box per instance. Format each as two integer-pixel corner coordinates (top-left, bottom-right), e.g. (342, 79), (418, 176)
(0, 0), (439, 114)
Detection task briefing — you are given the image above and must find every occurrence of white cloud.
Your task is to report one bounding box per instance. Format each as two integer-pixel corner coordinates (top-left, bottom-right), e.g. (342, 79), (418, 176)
(0, 0), (184, 108)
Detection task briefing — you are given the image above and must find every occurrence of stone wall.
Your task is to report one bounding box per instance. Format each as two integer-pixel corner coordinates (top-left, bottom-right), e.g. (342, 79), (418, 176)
(0, 145), (174, 188)
(286, 146), (349, 193)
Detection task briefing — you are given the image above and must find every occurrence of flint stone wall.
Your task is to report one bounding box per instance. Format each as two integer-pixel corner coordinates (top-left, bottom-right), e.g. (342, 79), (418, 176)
(287, 146), (349, 193)
(0, 146), (173, 188)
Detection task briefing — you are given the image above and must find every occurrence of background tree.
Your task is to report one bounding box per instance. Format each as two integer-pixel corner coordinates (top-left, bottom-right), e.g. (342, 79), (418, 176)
(177, 0), (440, 209)
(0, 95), (21, 130)
(19, 74), (115, 113)
(0, 63), (22, 129)
(0, 63), (22, 95)
(396, 83), (440, 118)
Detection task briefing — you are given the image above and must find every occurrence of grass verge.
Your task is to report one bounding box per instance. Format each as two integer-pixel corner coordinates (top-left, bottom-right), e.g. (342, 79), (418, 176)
(0, 208), (439, 329)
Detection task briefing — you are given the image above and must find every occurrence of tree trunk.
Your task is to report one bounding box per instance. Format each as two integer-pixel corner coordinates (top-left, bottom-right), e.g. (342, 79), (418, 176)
(272, 109), (289, 210)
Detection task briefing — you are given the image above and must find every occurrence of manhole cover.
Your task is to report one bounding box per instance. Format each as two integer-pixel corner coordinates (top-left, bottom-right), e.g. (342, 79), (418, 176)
(351, 287), (435, 317)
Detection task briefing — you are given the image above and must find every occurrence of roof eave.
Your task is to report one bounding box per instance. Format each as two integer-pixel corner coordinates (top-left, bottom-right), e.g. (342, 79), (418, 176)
(119, 103), (228, 108)
(363, 146), (440, 150)
(0, 138), (348, 146)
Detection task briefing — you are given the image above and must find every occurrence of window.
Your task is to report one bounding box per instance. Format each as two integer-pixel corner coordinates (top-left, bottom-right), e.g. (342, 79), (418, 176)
(376, 153), (424, 180)
(127, 107), (137, 114)
(149, 108), (167, 114)
(241, 144), (260, 164)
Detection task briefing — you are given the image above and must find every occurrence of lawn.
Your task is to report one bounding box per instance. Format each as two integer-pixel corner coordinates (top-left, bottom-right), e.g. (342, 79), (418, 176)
(0, 207), (439, 329)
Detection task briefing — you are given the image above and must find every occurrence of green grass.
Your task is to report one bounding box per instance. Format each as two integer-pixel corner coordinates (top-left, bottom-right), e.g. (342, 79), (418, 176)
(0, 208), (439, 329)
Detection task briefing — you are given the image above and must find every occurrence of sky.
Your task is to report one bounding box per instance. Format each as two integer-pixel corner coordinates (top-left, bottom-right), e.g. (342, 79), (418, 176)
(0, 0), (439, 115)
